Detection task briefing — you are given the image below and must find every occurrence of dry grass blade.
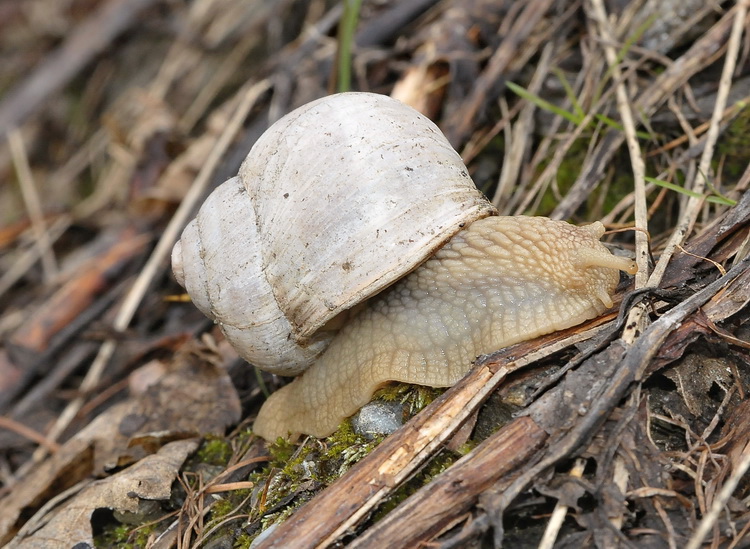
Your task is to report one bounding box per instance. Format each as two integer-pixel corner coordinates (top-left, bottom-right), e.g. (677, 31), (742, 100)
(493, 43), (554, 208)
(0, 216), (69, 299)
(444, 0), (555, 146)
(0, 0), (160, 135)
(585, 0), (654, 359)
(586, 0), (649, 286)
(0, 416), (60, 454)
(7, 130), (58, 282)
(552, 6), (741, 220)
(20, 80), (271, 472)
(686, 441), (750, 549)
(538, 458), (587, 549)
(649, 1), (749, 285)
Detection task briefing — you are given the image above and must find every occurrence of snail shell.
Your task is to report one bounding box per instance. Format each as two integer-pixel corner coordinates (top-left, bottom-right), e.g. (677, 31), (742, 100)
(172, 93), (496, 375)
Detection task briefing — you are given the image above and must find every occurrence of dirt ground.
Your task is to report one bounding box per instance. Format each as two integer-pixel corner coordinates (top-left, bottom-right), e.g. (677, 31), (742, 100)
(1, 0), (749, 547)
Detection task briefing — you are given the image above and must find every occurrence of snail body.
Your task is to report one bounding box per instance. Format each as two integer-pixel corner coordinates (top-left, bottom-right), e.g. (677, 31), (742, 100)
(253, 215), (634, 439)
(172, 92), (637, 440)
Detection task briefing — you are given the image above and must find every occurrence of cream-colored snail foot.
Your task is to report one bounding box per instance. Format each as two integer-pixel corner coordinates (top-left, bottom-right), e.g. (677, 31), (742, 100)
(253, 216), (637, 441)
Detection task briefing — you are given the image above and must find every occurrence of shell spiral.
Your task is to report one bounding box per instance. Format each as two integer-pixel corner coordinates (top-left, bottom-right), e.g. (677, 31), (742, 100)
(172, 93), (496, 375)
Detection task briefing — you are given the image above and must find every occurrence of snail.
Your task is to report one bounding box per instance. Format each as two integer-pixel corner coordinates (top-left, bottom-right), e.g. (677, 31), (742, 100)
(171, 92), (637, 441)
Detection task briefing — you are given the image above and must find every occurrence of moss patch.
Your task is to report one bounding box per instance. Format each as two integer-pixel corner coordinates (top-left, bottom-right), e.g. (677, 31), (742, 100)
(94, 517), (156, 548)
(195, 436), (234, 467)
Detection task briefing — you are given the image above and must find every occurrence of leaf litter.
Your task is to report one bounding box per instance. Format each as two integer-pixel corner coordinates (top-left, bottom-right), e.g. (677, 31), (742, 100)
(0, 0), (749, 547)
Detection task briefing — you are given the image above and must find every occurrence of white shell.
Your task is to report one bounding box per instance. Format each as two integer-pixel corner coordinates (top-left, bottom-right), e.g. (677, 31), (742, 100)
(172, 92), (496, 375)
(172, 177), (330, 375)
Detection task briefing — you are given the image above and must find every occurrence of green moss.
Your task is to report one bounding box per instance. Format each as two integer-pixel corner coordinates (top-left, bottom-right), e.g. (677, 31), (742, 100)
(195, 436), (233, 467)
(257, 386), (443, 508)
(267, 436), (296, 464)
(210, 496), (237, 520)
(316, 423), (381, 484)
(246, 420), (382, 539)
(204, 487), (253, 531)
(234, 531), (254, 548)
(242, 384), (467, 543)
(248, 385), (463, 540)
(374, 449), (460, 519)
(372, 383), (444, 417)
(718, 103), (750, 178)
(95, 520), (156, 548)
(95, 523), (132, 548)
(248, 439), (315, 519)
(130, 524), (156, 548)
(535, 139), (589, 215)
(234, 427), (256, 449)
(260, 497), (310, 530)
(454, 440), (477, 455)
(372, 383), (412, 401)
(407, 386), (444, 415)
(268, 423), (377, 487)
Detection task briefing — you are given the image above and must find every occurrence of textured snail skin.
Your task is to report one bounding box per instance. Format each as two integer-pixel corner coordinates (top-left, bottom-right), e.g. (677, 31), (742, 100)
(253, 216), (637, 440)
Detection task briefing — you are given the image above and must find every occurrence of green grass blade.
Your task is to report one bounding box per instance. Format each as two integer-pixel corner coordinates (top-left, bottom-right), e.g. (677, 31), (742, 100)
(337, 0), (362, 93)
(645, 176), (737, 206)
(552, 68), (586, 120)
(506, 80), (583, 125)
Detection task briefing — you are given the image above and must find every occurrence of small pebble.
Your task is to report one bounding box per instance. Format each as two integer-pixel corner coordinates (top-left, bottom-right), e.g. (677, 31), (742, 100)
(351, 400), (404, 439)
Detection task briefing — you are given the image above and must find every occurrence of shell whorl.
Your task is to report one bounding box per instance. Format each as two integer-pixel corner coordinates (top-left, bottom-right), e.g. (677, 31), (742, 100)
(172, 93), (496, 374)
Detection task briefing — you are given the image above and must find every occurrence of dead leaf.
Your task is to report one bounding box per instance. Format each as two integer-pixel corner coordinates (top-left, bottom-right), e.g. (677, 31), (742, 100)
(0, 339), (240, 544)
(0, 439), (95, 545)
(663, 354), (734, 417)
(8, 439), (198, 549)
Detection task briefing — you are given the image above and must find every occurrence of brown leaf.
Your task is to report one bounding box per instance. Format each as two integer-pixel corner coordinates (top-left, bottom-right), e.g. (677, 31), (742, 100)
(0, 339), (240, 544)
(0, 438), (95, 545)
(9, 439), (198, 549)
